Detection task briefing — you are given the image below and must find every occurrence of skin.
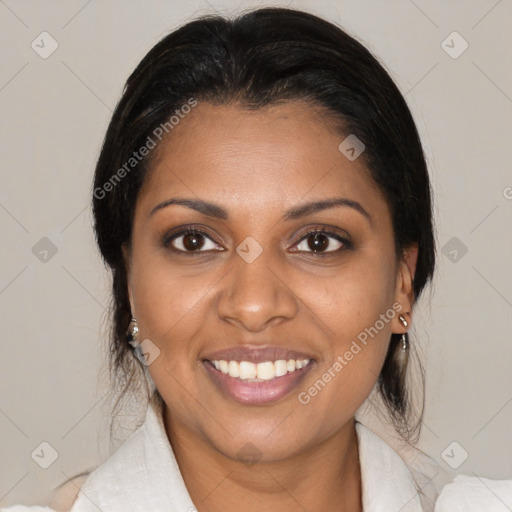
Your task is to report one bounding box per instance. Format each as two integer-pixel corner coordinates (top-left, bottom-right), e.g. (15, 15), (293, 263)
(122, 101), (418, 512)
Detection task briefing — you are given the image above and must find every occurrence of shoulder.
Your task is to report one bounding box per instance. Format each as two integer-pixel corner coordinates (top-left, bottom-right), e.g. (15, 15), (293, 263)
(0, 474), (90, 512)
(435, 474), (512, 511)
(47, 472), (91, 512)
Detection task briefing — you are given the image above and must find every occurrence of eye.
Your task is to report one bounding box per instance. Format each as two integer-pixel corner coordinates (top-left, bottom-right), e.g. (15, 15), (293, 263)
(292, 229), (350, 254)
(164, 228), (223, 253)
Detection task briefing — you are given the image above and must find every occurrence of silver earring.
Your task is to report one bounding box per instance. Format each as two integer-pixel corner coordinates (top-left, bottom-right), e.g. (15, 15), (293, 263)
(127, 317), (139, 347)
(399, 315), (408, 351)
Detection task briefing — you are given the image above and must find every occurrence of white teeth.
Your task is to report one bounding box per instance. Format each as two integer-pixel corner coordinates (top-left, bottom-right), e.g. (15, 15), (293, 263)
(239, 361), (257, 379)
(219, 360), (229, 374)
(274, 360), (288, 377)
(228, 360), (240, 378)
(209, 358), (311, 381)
(256, 361), (275, 380)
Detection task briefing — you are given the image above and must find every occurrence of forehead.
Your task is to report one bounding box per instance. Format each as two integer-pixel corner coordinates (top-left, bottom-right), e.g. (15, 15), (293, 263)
(137, 101), (387, 218)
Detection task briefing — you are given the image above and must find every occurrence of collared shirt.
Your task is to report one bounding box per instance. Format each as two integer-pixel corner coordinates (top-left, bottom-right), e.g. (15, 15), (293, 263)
(2, 399), (510, 511)
(68, 398), (425, 512)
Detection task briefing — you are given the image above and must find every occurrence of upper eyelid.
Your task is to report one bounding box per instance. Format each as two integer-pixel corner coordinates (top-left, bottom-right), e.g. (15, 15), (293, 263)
(297, 226), (350, 240)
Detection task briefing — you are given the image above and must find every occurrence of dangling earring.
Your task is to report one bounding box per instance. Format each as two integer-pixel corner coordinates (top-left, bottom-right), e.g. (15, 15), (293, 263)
(399, 314), (408, 351)
(126, 317), (139, 348)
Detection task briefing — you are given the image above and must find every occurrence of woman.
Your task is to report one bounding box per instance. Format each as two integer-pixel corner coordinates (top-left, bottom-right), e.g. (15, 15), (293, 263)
(3, 7), (510, 512)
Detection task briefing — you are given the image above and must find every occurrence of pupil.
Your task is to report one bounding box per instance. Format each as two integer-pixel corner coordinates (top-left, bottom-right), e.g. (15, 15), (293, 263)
(183, 233), (204, 251)
(308, 233), (328, 252)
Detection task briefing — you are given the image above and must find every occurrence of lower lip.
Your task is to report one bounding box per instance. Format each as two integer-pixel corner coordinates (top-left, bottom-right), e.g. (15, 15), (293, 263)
(202, 360), (314, 405)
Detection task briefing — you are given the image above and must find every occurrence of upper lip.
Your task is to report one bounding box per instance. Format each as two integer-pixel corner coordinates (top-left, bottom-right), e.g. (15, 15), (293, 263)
(202, 344), (315, 364)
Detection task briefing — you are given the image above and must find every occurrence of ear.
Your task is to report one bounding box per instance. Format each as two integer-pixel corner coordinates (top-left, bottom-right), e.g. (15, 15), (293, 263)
(392, 243), (418, 332)
(121, 243), (135, 315)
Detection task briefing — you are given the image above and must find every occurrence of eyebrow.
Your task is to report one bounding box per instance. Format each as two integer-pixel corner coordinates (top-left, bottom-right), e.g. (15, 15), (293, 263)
(149, 196), (372, 225)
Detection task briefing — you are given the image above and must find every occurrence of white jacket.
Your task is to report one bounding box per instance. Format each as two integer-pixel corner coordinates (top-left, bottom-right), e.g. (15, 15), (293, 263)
(2, 399), (511, 512)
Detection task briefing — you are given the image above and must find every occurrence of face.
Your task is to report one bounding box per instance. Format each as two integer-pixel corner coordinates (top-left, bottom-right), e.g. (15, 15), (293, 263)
(123, 101), (417, 463)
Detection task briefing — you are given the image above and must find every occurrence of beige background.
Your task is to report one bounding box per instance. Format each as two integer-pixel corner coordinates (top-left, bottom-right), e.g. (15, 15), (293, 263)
(1, 0), (511, 506)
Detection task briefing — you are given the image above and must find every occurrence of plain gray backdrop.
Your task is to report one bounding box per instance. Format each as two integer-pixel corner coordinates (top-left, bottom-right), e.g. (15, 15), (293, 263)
(1, 0), (511, 506)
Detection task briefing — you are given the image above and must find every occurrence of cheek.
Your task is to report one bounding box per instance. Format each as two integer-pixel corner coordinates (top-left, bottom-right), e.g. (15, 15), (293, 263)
(128, 254), (215, 390)
(131, 260), (208, 413)
(131, 249), (210, 335)
(298, 251), (395, 402)
(304, 251), (396, 340)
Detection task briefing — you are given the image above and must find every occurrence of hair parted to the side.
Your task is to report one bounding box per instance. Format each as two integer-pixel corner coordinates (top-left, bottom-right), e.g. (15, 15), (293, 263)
(91, 7), (435, 444)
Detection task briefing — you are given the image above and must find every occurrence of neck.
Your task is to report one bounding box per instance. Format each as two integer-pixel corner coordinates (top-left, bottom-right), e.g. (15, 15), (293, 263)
(164, 407), (362, 512)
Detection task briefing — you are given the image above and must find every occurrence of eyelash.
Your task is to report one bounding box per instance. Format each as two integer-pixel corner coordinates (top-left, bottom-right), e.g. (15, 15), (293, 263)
(163, 225), (352, 257)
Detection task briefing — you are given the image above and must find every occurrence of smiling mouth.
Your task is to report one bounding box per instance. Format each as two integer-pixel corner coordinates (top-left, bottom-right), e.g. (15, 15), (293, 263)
(202, 357), (314, 405)
(205, 358), (312, 381)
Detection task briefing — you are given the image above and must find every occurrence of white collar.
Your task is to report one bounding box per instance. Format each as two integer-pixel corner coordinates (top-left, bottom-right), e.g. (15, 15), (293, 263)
(70, 400), (423, 512)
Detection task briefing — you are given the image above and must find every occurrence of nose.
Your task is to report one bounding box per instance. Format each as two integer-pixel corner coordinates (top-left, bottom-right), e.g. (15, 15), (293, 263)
(216, 248), (299, 332)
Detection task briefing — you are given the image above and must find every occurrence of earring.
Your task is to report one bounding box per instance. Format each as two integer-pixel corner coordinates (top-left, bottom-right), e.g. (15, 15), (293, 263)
(126, 317), (139, 347)
(399, 314), (408, 351)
